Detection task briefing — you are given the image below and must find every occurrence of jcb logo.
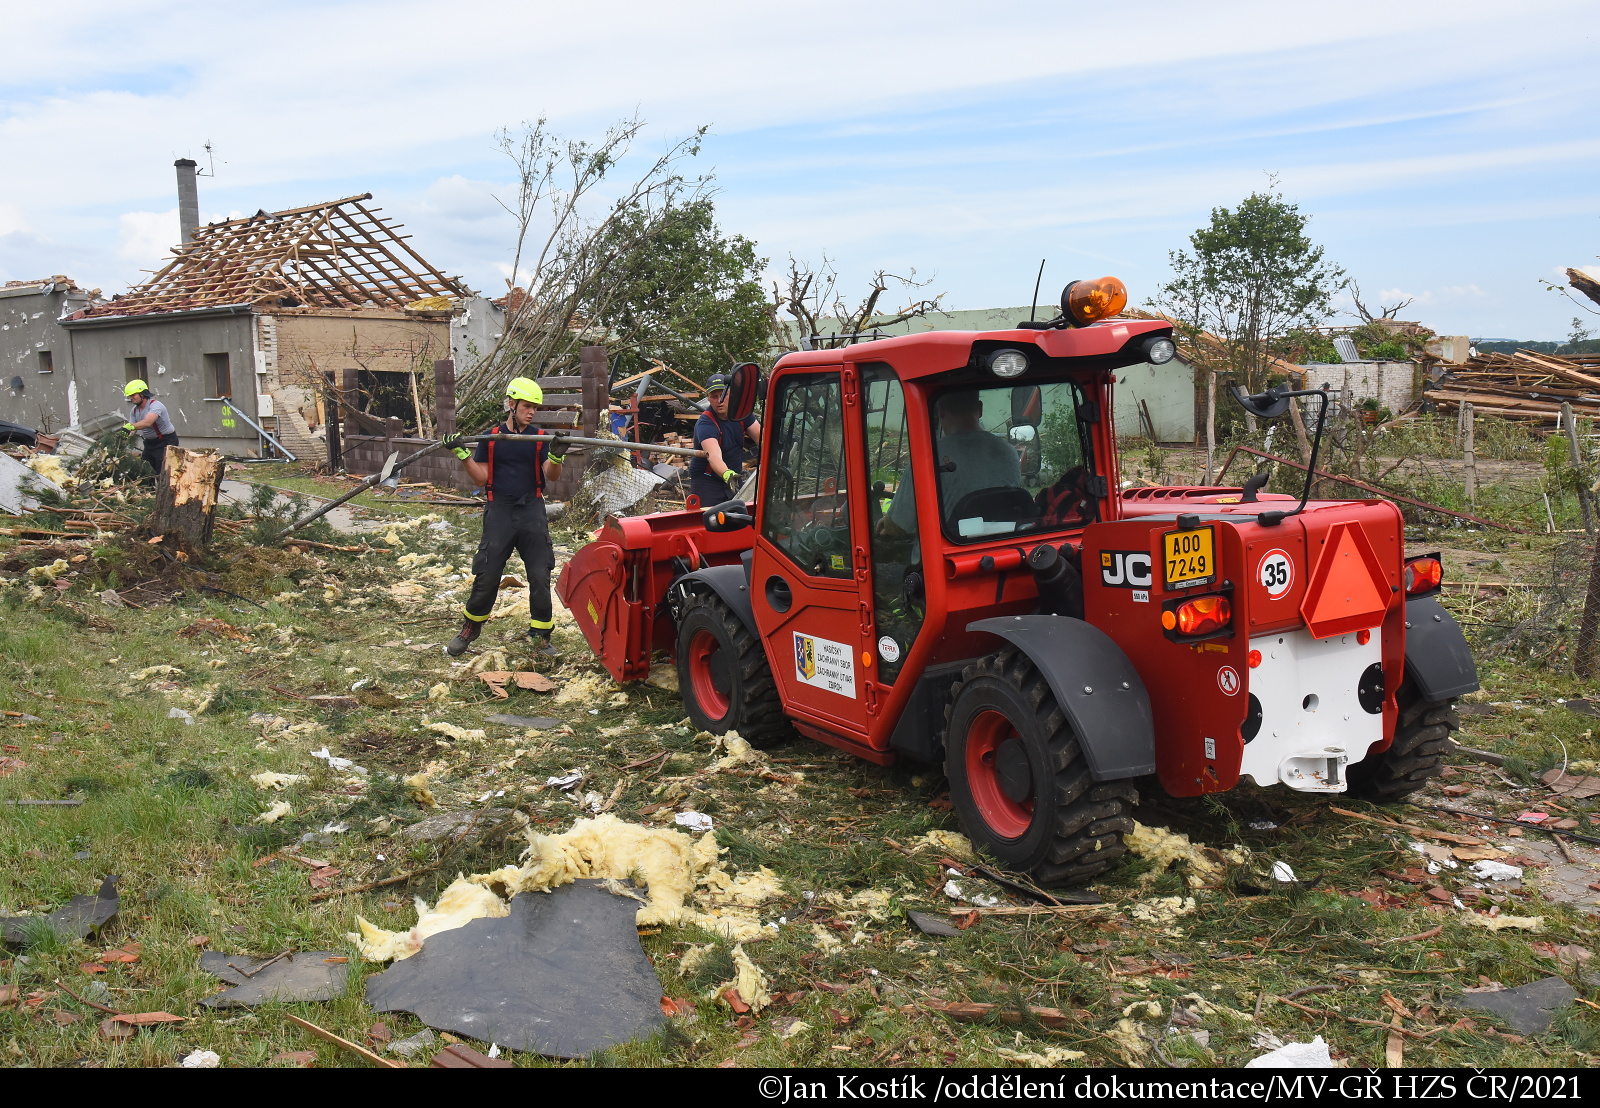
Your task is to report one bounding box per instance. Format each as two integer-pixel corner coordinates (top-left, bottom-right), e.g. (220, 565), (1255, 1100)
(1100, 550), (1153, 588)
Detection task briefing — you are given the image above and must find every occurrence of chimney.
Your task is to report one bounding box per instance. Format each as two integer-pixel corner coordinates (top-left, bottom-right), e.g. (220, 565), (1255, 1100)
(174, 158), (200, 244)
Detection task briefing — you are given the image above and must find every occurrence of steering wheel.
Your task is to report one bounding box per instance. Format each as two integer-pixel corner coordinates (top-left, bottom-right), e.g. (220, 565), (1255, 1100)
(948, 485), (1038, 524)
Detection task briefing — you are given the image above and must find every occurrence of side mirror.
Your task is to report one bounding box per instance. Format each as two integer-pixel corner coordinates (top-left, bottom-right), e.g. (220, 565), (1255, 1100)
(1010, 384), (1042, 427)
(1229, 383), (1291, 419)
(703, 499), (753, 532)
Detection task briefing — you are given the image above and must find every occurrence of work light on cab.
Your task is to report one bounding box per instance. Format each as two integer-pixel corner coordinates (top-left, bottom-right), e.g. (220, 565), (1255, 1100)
(1161, 595), (1231, 636)
(987, 348), (1030, 378)
(1061, 276), (1128, 326)
(1143, 335), (1177, 364)
(1404, 554), (1443, 596)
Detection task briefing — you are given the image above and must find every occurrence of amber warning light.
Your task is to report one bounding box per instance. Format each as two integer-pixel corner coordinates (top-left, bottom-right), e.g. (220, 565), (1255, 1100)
(1161, 595), (1231, 637)
(1062, 276), (1128, 326)
(1404, 555), (1443, 596)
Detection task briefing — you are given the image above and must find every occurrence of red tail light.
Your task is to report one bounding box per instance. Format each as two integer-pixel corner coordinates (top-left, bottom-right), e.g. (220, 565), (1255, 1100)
(1161, 595), (1232, 636)
(1404, 556), (1442, 596)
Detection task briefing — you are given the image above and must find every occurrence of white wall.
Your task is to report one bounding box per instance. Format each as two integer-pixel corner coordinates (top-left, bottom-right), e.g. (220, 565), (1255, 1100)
(1114, 359), (1195, 443)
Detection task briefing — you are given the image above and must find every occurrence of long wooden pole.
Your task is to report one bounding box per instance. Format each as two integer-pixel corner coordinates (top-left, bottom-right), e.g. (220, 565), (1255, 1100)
(269, 433), (705, 541)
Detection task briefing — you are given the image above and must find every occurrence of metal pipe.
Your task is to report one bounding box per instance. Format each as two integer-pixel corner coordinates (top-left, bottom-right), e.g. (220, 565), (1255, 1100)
(461, 433), (704, 459)
(220, 400), (296, 462)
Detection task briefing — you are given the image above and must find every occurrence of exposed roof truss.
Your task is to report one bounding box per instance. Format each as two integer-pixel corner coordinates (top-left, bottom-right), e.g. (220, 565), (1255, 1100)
(86, 194), (466, 317)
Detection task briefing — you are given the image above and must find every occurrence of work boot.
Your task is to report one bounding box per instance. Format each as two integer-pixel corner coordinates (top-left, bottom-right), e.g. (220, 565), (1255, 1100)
(529, 630), (558, 657)
(445, 619), (482, 657)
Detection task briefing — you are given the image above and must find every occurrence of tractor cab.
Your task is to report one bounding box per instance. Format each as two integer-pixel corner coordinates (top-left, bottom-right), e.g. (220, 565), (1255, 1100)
(557, 277), (1480, 887)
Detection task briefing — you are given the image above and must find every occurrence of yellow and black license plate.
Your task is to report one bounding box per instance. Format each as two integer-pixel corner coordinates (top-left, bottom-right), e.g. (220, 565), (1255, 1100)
(1163, 526), (1216, 590)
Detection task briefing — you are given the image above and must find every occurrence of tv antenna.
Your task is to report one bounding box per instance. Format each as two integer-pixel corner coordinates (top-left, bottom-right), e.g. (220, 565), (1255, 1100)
(196, 141), (219, 178)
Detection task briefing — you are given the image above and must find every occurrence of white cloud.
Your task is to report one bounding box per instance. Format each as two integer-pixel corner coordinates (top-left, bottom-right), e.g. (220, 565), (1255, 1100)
(116, 209), (178, 266)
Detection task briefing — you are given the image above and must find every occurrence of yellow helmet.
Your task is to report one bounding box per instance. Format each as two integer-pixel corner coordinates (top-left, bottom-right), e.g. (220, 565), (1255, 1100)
(124, 379), (149, 398)
(505, 377), (543, 405)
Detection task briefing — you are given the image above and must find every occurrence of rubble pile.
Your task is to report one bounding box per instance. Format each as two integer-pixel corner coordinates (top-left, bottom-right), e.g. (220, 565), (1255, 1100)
(1425, 349), (1600, 423)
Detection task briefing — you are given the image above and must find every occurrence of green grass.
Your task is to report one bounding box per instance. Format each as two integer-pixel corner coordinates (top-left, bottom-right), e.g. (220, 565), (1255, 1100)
(2, 496), (1599, 1068)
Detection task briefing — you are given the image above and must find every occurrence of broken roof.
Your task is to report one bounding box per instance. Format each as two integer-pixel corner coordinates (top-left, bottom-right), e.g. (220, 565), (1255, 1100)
(82, 194), (467, 318)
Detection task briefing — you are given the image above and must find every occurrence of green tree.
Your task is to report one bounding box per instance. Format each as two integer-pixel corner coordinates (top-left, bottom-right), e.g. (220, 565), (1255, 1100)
(1159, 187), (1344, 394)
(1155, 186), (1344, 478)
(590, 198), (771, 384)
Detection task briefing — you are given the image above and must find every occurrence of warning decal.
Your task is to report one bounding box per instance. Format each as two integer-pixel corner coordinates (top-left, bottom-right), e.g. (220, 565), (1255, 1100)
(793, 631), (856, 698)
(1217, 666), (1240, 696)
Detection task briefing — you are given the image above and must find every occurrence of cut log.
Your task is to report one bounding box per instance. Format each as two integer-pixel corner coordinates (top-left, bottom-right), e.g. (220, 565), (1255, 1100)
(146, 448), (225, 549)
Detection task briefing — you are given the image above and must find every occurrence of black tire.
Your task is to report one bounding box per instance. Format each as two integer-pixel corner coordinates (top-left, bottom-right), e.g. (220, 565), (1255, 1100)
(944, 649), (1136, 886)
(1345, 676), (1458, 801)
(673, 590), (791, 748)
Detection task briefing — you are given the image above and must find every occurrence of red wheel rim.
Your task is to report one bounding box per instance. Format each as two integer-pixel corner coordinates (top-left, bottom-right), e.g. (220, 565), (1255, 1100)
(964, 709), (1033, 840)
(687, 629), (730, 720)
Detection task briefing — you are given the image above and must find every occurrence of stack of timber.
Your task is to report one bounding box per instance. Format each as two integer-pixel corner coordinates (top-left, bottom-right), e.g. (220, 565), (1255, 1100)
(1424, 350), (1600, 424)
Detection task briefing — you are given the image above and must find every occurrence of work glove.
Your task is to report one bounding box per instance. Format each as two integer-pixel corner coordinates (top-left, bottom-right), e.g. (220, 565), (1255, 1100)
(546, 432), (569, 463)
(441, 432), (470, 461)
(121, 422), (136, 434)
(723, 468), (741, 490)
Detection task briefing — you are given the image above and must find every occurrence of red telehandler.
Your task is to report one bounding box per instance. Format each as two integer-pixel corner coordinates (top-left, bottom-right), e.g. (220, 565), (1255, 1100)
(558, 277), (1478, 885)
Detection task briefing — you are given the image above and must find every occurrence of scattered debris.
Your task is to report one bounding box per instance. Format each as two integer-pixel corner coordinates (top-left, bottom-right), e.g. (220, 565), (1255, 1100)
(717, 944), (773, 1012)
(365, 879), (665, 1058)
(199, 951), (349, 1007)
(1455, 977), (1576, 1034)
(906, 909), (961, 938)
(350, 877), (510, 962)
(253, 801), (292, 825)
(430, 1043), (515, 1068)
(1469, 860), (1524, 882)
(1, 875), (117, 946)
(993, 1046), (1087, 1066)
(1463, 914), (1545, 931)
(1245, 1036), (1333, 1068)
(249, 772), (308, 791)
(477, 671), (559, 699)
(674, 811), (714, 833)
(284, 1013), (404, 1069)
(180, 1049), (221, 1068)
(484, 714), (560, 729)
(387, 1028), (436, 1058)
(1126, 822), (1233, 887)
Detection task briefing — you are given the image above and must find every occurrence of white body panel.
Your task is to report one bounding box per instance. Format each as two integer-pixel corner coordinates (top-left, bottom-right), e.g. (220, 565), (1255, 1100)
(1240, 628), (1384, 793)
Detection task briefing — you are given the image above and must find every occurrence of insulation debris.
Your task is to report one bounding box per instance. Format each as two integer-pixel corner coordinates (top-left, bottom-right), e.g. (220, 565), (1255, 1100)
(404, 773), (437, 808)
(913, 829), (976, 860)
(552, 674), (612, 708)
(426, 722), (486, 743)
(350, 877), (511, 962)
(26, 558), (69, 582)
(1126, 822), (1236, 887)
(249, 772), (307, 791)
(994, 1046), (1088, 1066)
(678, 943), (717, 978)
(427, 683), (450, 702)
(718, 944), (772, 1012)
(1462, 914), (1544, 932)
(1128, 896), (1196, 925)
(26, 454), (76, 490)
(128, 665), (182, 681)
(253, 801), (292, 825)
(810, 924), (844, 954)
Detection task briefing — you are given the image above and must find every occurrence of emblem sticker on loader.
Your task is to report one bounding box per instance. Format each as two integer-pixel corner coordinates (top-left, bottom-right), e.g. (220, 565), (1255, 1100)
(1217, 666), (1240, 696)
(1100, 550), (1153, 588)
(793, 631), (856, 698)
(1258, 548), (1293, 599)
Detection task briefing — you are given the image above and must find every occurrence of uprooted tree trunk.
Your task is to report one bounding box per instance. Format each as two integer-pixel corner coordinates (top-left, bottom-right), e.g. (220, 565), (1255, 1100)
(146, 448), (225, 550)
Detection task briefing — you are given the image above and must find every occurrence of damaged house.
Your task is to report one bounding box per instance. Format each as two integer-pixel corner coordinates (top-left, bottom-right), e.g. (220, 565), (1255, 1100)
(52, 162), (469, 459)
(0, 277), (101, 434)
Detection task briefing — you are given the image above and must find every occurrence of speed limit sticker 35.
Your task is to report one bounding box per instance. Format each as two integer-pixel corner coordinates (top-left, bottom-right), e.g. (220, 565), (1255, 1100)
(1258, 548), (1293, 599)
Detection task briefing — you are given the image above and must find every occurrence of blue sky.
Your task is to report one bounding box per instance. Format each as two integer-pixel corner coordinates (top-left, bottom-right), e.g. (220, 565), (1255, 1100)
(1, 0), (1597, 339)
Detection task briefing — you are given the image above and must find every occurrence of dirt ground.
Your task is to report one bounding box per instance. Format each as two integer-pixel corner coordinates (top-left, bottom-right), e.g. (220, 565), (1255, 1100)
(1, 461), (1598, 1069)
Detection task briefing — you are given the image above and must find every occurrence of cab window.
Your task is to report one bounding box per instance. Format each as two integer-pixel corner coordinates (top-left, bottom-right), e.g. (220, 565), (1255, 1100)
(930, 381), (1097, 543)
(761, 373), (852, 579)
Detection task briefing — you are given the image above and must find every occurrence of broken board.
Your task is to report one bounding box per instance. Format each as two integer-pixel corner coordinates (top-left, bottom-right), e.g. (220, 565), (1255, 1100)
(199, 950), (349, 1007)
(2, 875), (118, 946)
(0, 451), (62, 516)
(363, 879), (665, 1057)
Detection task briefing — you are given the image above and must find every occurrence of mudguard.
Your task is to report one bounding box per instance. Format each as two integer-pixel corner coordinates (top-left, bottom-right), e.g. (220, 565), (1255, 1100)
(671, 564), (757, 639)
(967, 615), (1155, 780)
(1404, 596), (1479, 701)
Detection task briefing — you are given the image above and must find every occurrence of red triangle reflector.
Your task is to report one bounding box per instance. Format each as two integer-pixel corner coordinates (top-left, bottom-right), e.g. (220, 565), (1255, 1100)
(1299, 521), (1390, 639)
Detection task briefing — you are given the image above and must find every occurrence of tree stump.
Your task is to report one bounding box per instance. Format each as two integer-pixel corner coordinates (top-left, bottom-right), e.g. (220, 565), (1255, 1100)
(147, 448), (225, 550)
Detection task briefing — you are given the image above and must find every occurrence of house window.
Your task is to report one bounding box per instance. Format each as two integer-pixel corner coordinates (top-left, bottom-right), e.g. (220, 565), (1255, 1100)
(206, 352), (232, 398)
(124, 356), (147, 383)
(38, 351), (53, 374)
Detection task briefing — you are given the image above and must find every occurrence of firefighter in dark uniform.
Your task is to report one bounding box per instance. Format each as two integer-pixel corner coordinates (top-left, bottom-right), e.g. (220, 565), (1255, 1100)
(441, 377), (567, 657)
(686, 371), (761, 506)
